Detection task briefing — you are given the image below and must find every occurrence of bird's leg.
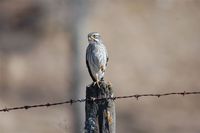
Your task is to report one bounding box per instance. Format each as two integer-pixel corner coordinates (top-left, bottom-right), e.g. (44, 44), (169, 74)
(93, 81), (100, 88)
(96, 79), (100, 88)
(93, 82), (100, 88)
(94, 65), (106, 88)
(93, 74), (100, 88)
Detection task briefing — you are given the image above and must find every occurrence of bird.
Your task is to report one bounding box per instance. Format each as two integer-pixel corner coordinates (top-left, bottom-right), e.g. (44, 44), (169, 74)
(86, 32), (109, 87)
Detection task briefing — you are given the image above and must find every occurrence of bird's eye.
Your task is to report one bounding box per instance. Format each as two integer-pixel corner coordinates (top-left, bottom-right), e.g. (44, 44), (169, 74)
(93, 35), (96, 38)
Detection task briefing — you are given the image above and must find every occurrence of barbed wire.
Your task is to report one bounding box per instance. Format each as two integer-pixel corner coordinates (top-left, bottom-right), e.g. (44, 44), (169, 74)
(0, 91), (200, 112)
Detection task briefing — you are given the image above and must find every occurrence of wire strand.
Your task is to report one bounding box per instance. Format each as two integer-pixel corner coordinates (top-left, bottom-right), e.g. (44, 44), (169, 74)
(0, 91), (200, 112)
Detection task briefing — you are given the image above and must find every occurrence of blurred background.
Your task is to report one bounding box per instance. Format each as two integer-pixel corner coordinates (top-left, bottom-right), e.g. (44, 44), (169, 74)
(0, 0), (200, 133)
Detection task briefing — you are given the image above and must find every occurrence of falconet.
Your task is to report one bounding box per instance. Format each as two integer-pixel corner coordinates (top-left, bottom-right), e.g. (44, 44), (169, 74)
(86, 32), (109, 87)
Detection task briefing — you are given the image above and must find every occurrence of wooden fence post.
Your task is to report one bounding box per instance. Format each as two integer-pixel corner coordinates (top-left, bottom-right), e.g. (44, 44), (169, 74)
(85, 81), (116, 133)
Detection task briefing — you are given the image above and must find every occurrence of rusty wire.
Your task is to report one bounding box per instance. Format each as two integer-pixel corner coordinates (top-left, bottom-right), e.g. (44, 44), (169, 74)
(0, 91), (200, 112)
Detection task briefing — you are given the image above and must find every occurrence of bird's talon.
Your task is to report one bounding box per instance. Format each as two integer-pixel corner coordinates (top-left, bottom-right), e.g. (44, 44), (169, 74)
(97, 82), (100, 88)
(93, 81), (100, 88)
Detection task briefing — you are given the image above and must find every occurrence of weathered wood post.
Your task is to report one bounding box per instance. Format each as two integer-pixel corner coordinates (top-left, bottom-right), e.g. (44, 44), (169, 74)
(85, 81), (116, 133)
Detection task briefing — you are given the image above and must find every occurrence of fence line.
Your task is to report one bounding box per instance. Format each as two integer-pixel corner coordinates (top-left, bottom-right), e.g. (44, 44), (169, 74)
(0, 91), (200, 112)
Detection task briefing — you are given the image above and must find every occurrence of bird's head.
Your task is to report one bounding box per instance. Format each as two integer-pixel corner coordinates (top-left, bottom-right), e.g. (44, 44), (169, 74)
(88, 32), (102, 43)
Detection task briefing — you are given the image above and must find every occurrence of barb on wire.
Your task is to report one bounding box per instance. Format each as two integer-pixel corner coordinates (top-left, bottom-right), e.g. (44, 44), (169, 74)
(0, 91), (200, 112)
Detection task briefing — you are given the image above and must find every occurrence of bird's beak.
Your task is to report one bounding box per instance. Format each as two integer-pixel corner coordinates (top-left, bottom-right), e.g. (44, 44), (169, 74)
(90, 36), (95, 40)
(88, 36), (96, 41)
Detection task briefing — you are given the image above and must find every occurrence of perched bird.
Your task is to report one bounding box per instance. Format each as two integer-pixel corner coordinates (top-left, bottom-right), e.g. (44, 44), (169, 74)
(86, 32), (109, 87)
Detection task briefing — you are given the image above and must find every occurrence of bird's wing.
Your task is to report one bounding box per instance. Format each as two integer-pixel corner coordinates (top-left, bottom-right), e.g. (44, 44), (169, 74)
(86, 45), (96, 82)
(86, 60), (96, 82)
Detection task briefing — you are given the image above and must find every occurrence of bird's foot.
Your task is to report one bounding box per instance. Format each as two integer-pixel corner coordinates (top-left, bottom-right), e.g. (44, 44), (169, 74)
(93, 81), (100, 88)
